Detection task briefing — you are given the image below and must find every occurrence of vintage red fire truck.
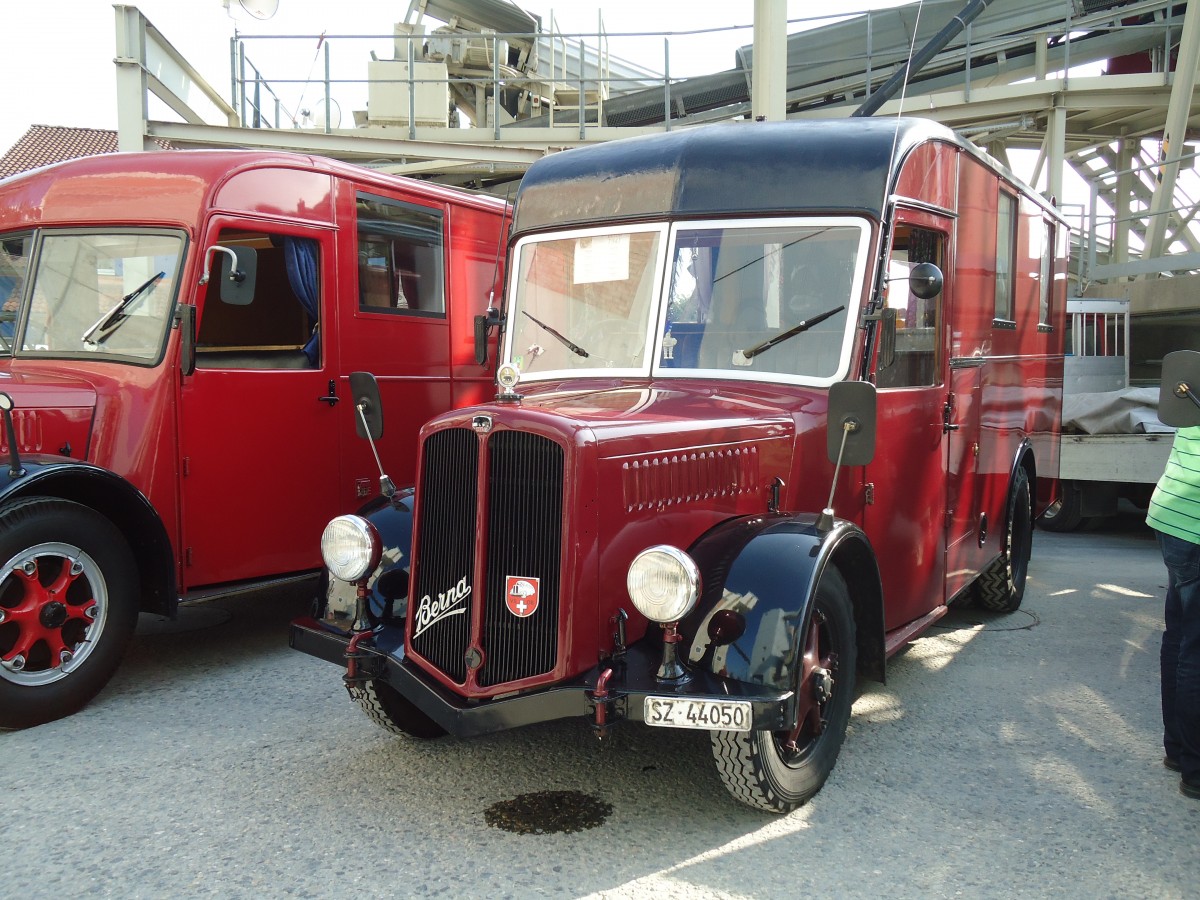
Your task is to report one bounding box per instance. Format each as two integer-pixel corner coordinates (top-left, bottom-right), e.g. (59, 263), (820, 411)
(291, 118), (1068, 812)
(0, 150), (508, 728)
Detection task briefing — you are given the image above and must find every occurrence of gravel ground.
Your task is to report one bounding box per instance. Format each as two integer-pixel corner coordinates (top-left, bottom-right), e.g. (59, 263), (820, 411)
(2, 509), (1196, 899)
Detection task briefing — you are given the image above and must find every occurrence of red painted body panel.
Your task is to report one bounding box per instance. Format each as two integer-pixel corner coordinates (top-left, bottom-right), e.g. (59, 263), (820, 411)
(399, 126), (1066, 701)
(0, 150), (509, 598)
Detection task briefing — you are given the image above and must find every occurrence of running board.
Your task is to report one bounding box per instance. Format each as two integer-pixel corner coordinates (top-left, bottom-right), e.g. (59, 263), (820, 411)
(884, 604), (950, 657)
(180, 571), (320, 605)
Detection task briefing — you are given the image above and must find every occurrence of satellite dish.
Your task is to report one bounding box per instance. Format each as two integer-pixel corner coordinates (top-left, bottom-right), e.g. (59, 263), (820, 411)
(297, 98), (342, 129)
(224, 0), (280, 21)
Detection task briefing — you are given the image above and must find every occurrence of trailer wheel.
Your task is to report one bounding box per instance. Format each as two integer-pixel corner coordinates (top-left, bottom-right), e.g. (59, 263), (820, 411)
(710, 567), (856, 813)
(1038, 480), (1084, 532)
(0, 498), (138, 729)
(974, 467), (1033, 612)
(348, 678), (445, 739)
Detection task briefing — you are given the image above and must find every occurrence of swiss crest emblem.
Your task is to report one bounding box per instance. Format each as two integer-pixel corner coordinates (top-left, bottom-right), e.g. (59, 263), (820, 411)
(505, 576), (540, 618)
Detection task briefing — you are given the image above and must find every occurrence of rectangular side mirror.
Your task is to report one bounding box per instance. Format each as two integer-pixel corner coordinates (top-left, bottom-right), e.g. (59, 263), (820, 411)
(216, 246), (258, 306)
(177, 303), (196, 376)
(827, 380), (877, 466)
(349, 371), (384, 440)
(1159, 350), (1200, 428)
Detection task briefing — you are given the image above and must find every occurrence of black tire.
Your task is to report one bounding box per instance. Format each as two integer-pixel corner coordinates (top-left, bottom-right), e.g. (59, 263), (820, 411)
(1038, 479), (1084, 532)
(348, 678), (446, 739)
(974, 467), (1033, 613)
(710, 567), (856, 813)
(0, 498), (138, 729)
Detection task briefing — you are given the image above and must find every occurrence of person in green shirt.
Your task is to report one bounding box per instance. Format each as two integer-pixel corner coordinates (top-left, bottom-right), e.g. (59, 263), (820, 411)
(1146, 425), (1200, 799)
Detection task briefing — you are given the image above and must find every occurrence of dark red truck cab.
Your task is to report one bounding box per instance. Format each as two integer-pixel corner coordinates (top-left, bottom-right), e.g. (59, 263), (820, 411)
(0, 150), (508, 727)
(291, 118), (1068, 811)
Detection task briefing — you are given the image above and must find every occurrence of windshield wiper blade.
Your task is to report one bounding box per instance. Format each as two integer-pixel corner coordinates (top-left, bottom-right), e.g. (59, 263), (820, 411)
(738, 305), (845, 361)
(522, 310), (590, 358)
(82, 271), (165, 344)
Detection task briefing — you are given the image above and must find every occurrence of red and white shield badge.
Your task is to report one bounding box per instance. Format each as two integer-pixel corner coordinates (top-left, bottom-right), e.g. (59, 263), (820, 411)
(505, 576), (540, 618)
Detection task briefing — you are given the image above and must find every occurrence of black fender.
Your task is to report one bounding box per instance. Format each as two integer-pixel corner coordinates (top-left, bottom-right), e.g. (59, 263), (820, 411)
(680, 513), (886, 692)
(0, 457), (176, 616)
(320, 486), (415, 626)
(1000, 437), (1036, 534)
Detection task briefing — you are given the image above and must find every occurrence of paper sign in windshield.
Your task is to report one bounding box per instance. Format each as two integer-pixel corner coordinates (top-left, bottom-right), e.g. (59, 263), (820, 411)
(573, 234), (629, 284)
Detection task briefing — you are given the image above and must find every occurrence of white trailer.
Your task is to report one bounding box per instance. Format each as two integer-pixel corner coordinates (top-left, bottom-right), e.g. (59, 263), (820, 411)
(1041, 298), (1173, 530)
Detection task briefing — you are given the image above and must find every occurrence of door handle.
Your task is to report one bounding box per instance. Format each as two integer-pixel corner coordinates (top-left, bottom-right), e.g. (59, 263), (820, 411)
(318, 379), (339, 406)
(942, 396), (959, 432)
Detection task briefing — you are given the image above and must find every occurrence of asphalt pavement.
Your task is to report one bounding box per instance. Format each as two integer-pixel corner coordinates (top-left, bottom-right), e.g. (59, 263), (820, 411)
(2, 508), (1196, 899)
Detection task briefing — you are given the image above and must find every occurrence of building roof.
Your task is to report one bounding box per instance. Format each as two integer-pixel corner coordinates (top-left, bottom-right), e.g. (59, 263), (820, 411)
(0, 125), (172, 180)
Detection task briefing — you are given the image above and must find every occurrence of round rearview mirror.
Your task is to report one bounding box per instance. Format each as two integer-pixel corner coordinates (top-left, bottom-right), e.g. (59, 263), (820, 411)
(909, 262), (943, 300)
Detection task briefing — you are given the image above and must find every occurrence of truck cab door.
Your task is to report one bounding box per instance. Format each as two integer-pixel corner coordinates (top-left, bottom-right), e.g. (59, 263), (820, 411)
(866, 217), (953, 628)
(178, 220), (339, 590)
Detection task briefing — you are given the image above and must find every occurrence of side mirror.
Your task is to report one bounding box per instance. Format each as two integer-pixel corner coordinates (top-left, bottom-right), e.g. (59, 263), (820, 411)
(474, 306), (504, 366)
(827, 380), (877, 467)
(1159, 350), (1200, 427)
(177, 304), (196, 376)
(877, 306), (897, 370)
(908, 262), (943, 300)
(199, 245), (258, 306)
(349, 371), (384, 440)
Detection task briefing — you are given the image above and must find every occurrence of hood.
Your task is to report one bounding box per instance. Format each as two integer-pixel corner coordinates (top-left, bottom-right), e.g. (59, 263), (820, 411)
(453, 379), (806, 457)
(0, 367), (97, 457)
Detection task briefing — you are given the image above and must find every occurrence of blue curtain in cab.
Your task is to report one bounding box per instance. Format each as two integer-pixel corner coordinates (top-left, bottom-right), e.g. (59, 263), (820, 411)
(282, 236), (320, 365)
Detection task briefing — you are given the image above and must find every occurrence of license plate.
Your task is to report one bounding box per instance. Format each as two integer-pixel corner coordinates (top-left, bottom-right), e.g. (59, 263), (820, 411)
(643, 696), (752, 732)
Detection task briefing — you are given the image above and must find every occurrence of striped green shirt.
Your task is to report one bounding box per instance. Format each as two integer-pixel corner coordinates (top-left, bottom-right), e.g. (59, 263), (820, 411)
(1147, 425), (1200, 544)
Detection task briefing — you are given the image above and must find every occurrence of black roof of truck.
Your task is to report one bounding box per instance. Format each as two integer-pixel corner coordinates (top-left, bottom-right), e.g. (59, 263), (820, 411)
(512, 117), (1060, 237)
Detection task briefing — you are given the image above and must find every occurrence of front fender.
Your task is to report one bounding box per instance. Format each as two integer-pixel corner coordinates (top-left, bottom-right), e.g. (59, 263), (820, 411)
(0, 456), (176, 616)
(681, 513), (886, 691)
(320, 487), (415, 630)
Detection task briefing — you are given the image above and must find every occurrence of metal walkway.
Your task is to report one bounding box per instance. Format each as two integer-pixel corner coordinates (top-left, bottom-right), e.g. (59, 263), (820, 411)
(113, 0), (1200, 286)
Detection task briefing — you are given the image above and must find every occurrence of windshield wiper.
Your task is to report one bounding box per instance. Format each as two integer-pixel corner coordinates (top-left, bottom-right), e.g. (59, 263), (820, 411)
(522, 310), (590, 358)
(82, 271), (165, 344)
(736, 305), (845, 362)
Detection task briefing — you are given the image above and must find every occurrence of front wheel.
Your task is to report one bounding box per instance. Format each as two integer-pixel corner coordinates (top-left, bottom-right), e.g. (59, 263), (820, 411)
(710, 567), (856, 813)
(348, 678), (446, 739)
(0, 498), (139, 728)
(974, 467), (1033, 612)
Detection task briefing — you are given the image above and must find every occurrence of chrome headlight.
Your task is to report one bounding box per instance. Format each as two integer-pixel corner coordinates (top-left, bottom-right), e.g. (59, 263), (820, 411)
(627, 545), (701, 623)
(321, 515), (382, 583)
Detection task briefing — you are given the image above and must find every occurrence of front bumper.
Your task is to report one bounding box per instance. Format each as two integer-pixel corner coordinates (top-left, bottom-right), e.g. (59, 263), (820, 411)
(289, 617), (794, 738)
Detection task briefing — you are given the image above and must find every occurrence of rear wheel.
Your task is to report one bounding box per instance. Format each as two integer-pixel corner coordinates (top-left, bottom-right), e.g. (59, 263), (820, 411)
(348, 678), (445, 739)
(975, 467), (1033, 612)
(0, 498), (138, 729)
(710, 567), (856, 812)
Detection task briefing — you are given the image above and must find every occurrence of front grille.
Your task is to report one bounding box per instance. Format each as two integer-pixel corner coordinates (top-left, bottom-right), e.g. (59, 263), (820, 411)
(411, 428), (477, 683)
(409, 426), (564, 689)
(479, 431), (563, 687)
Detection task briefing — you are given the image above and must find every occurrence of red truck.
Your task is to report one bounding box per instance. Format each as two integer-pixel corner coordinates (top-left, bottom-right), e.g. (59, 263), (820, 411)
(292, 118), (1068, 811)
(0, 150), (508, 728)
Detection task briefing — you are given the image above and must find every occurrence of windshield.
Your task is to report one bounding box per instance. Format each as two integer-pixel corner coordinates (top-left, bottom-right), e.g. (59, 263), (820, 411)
(504, 218), (868, 385)
(16, 231), (184, 364)
(506, 225), (664, 377)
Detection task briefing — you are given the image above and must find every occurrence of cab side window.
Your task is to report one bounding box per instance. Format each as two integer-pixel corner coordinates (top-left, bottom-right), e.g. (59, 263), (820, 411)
(357, 194), (445, 316)
(0, 232), (32, 351)
(196, 229), (320, 369)
(876, 225), (944, 389)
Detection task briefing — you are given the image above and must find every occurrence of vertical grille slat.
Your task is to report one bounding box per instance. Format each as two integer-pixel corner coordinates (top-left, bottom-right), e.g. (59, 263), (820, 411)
(481, 432), (563, 687)
(411, 428), (477, 684)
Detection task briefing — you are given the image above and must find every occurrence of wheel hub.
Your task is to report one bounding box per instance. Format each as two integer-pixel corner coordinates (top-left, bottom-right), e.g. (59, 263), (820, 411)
(40, 600), (69, 630)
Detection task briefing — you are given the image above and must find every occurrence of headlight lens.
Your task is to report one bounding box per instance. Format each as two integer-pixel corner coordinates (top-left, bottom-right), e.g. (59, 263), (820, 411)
(627, 545), (700, 623)
(321, 515), (382, 583)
